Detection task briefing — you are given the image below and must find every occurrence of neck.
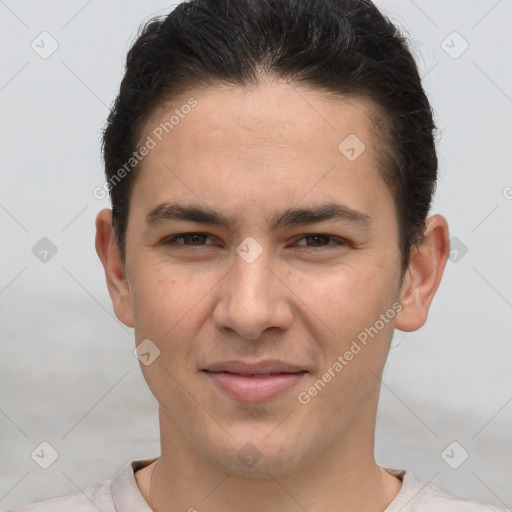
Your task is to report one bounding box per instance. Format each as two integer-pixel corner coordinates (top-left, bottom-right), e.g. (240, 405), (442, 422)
(136, 408), (402, 512)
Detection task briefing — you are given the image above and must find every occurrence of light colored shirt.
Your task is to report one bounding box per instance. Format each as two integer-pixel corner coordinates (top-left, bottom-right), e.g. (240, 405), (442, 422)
(9, 458), (510, 512)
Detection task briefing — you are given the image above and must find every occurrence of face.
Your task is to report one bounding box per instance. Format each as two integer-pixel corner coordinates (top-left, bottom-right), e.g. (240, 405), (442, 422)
(111, 81), (409, 476)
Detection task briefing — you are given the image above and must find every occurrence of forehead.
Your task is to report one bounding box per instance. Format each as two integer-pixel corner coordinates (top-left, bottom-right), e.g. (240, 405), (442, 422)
(131, 81), (392, 222)
(141, 81), (379, 157)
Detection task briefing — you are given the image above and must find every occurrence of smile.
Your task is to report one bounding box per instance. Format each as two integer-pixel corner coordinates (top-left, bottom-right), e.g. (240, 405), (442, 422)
(202, 370), (308, 402)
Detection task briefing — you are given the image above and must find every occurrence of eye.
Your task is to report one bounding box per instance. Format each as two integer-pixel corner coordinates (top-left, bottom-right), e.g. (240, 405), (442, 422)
(164, 233), (215, 246)
(293, 234), (347, 249)
(162, 233), (349, 251)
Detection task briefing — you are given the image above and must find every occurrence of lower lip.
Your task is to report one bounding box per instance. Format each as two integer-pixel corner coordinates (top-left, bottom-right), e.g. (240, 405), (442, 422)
(204, 371), (307, 402)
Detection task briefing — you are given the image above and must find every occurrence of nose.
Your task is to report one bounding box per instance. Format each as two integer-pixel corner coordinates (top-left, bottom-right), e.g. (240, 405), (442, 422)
(212, 247), (293, 341)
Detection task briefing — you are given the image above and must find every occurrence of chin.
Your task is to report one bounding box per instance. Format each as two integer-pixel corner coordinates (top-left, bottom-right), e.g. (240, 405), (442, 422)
(202, 428), (310, 479)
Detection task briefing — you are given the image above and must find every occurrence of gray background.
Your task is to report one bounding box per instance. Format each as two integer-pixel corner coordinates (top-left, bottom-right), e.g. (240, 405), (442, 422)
(1, 0), (511, 509)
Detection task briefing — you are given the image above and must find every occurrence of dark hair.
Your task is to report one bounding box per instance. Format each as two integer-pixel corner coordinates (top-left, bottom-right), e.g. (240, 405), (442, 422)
(102, 0), (437, 272)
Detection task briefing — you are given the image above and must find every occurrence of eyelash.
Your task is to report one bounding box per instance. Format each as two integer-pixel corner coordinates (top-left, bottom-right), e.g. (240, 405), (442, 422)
(163, 232), (348, 251)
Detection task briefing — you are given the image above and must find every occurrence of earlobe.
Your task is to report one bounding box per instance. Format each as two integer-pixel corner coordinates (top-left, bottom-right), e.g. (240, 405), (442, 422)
(395, 215), (450, 332)
(95, 208), (135, 328)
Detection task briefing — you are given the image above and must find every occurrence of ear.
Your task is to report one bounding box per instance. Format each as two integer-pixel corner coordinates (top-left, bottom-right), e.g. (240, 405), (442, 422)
(395, 214), (450, 332)
(95, 208), (134, 328)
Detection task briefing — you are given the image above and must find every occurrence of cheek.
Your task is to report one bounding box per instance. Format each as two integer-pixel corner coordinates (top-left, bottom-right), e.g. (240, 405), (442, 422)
(299, 266), (398, 417)
(295, 260), (398, 339)
(131, 265), (212, 398)
(130, 260), (208, 343)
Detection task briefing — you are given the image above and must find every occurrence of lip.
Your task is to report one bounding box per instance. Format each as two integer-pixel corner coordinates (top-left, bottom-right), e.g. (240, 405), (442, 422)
(202, 360), (308, 402)
(204, 360), (306, 375)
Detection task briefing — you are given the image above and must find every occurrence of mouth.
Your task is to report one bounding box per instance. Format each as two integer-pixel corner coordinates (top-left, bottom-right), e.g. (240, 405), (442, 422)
(201, 360), (308, 403)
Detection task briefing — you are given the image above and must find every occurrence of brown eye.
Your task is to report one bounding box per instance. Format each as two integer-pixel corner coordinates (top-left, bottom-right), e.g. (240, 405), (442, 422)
(294, 234), (347, 249)
(165, 233), (212, 246)
(303, 235), (330, 247)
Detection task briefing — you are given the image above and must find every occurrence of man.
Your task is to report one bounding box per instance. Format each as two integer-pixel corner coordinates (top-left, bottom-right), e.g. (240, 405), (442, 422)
(12, 0), (509, 510)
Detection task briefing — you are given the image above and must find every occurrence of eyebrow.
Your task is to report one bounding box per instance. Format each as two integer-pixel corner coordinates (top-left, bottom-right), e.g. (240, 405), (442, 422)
(144, 201), (372, 232)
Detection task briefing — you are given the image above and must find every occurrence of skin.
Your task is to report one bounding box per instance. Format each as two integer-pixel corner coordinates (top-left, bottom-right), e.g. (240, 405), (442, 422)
(95, 80), (449, 511)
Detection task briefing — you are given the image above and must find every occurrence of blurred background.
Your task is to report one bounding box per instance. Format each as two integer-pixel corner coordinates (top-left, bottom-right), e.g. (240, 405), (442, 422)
(1, 0), (511, 509)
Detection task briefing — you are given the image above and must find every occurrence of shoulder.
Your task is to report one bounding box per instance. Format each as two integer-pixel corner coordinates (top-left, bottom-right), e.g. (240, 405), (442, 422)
(7, 477), (114, 512)
(419, 481), (509, 511)
(386, 468), (510, 512)
(7, 458), (157, 512)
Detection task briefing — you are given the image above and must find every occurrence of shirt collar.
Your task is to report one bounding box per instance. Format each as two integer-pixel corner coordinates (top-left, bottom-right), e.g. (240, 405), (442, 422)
(110, 459), (411, 512)
(111, 458), (158, 512)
